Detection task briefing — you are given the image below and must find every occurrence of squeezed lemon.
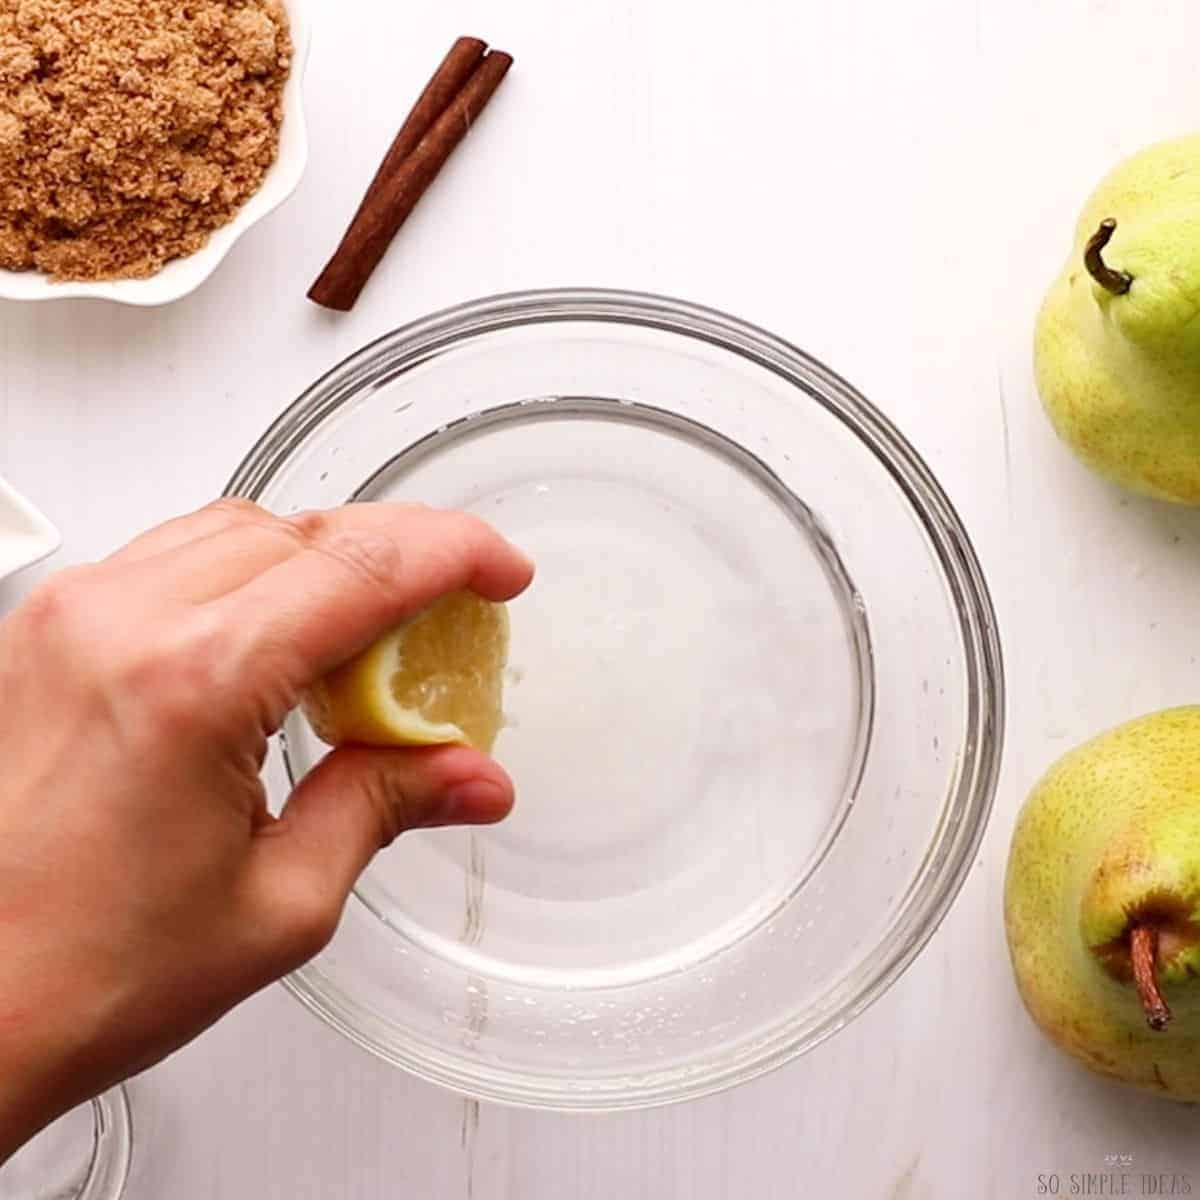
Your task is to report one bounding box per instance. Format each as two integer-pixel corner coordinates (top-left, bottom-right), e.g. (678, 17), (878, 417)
(301, 590), (509, 752)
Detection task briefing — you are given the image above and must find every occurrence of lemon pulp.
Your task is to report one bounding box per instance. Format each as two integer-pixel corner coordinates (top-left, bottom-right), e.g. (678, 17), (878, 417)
(301, 590), (509, 752)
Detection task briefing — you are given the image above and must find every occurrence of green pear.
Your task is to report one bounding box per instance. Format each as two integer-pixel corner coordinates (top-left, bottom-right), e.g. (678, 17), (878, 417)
(1005, 707), (1200, 1097)
(1035, 135), (1200, 503)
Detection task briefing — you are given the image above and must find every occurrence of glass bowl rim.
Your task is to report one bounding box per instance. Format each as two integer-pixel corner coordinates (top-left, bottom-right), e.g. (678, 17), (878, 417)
(225, 287), (1005, 1111)
(84, 1087), (132, 1200)
(11, 1086), (134, 1200)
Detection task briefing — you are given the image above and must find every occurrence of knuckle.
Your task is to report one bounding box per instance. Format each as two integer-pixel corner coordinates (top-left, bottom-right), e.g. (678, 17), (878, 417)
(210, 499), (313, 557)
(205, 496), (268, 526)
(205, 500), (313, 557)
(396, 500), (433, 519)
(447, 510), (491, 550)
(284, 509), (332, 544)
(446, 512), (504, 573)
(318, 530), (405, 597)
(20, 566), (100, 646)
(24, 565), (93, 620)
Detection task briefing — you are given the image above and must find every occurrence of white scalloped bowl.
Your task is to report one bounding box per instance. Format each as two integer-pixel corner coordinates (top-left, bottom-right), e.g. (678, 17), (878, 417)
(0, 0), (310, 308)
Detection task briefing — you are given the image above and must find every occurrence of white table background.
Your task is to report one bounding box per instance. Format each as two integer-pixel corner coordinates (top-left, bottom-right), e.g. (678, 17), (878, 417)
(4, 0), (1200, 1195)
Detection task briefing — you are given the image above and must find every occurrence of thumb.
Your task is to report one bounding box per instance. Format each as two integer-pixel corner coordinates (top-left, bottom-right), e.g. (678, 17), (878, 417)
(249, 744), (514, 966)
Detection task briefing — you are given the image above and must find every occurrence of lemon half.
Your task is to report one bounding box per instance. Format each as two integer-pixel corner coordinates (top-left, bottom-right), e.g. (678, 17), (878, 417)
(301, 591), (510, 753)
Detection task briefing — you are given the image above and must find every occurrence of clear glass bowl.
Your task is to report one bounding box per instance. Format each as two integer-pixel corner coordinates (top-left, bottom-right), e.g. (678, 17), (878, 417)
(0, 1087), (132, 1200)
(228, 289), (1004, 1110)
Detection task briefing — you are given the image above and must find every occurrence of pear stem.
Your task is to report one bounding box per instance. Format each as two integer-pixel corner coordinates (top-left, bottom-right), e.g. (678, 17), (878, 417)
(1130, 925), (1172, 1032)
(1084, 219), (1133, 295)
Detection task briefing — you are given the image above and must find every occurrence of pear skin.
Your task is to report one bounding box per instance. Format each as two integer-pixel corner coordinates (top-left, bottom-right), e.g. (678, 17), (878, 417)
(1005, 707), (1200, 1097)
(1035, 135), (1200, 504)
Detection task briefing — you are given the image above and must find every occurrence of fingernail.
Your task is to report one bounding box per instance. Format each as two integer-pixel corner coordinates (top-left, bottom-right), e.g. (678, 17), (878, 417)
(432, 780), (512, 827)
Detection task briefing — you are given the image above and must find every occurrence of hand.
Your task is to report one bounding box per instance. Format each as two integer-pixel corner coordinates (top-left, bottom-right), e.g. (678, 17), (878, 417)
(0, 499), (533, 1161)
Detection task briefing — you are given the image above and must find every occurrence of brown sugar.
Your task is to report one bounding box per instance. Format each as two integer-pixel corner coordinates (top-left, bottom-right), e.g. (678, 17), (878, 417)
(0, 0), (292, 281)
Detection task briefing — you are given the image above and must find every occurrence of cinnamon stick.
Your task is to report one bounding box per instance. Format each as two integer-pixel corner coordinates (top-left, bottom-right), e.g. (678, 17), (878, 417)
(309, 40), (513, 311)
(359, 37), (487, 213)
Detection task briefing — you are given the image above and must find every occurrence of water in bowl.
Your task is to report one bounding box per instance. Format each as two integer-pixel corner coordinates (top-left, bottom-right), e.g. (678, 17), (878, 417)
(286, 397), (872, 990)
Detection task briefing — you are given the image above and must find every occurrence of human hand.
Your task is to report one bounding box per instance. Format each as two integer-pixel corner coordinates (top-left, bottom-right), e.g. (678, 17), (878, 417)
(0, 499), (533, 1161)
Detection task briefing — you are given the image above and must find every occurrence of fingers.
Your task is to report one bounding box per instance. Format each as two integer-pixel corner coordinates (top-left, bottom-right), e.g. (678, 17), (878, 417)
(180, 503), (529, 608)
(109, 501), (401, 603)
(247, 745), (514, 967)
(111, 501), (533, 616)
(213, 505), (534, 689)
(117, 518), (306, 604)
(105, 498), (265, 566)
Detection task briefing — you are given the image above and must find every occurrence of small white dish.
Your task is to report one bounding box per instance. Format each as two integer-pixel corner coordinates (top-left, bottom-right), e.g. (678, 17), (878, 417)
(0, 476), (61, 581)
(0, 0), (310, 308)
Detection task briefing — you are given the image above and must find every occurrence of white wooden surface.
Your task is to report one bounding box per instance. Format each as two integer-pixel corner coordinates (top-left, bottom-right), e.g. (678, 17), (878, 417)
(4, 1), (1200, 1195)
